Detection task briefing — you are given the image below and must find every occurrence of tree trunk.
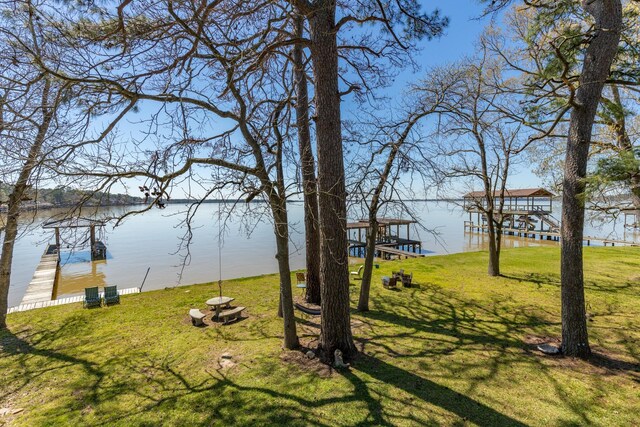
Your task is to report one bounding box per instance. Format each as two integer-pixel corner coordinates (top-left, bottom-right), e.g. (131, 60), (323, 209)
(486, 210), (500, 277)
(308, 2), (357, 360)
(476, 118), (499, 276)
(0, 201), (20, 329)
(271, 197), (299, 349)
(0, 79), (52, 329)
(560, 0), (621, 358)
(357, 126), (413, 311)
(629, 176), (640, 216)
(357, 215), (377, 311)
(293, 12), (321, 305)
(495, 220), (502, 270)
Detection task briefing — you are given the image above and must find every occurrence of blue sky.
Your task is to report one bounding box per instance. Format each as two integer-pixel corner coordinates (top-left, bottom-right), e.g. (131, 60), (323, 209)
(403, 0), (490, 74)
(425, 1), (541, 189)
(338, 0), (543, 193)
(427, 0), (541, 190)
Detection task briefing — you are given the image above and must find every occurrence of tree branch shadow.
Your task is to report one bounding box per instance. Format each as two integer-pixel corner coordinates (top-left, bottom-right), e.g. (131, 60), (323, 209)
(346, 353), (529, 426)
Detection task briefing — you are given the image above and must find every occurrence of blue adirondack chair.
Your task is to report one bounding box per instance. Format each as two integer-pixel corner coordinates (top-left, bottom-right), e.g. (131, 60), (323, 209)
(103, 285), (120, 305)
(83, 287), (101, 308)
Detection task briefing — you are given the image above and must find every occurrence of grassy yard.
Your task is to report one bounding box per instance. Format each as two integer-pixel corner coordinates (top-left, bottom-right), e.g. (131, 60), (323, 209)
(1, 246), (639, 426)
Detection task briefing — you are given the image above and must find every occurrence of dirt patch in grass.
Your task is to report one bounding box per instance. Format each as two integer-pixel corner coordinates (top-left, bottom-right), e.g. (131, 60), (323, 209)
(280, 348), (334, 378)
(523, 334), (561, 348)
(523, 334), (640, 378)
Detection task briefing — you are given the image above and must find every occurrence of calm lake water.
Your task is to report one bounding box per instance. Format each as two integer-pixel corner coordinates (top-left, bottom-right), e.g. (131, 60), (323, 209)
(3, 201), (637, 307)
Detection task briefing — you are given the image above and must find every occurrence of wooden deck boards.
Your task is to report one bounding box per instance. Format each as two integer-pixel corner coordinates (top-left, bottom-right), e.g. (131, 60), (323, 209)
(375, 245), (425, 258)
(19, 253), (60, 306)
(8, 287), (140, 314)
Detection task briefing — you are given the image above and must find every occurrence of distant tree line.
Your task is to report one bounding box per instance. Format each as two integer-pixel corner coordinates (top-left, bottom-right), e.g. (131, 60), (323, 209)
(0, 184), (143, 210)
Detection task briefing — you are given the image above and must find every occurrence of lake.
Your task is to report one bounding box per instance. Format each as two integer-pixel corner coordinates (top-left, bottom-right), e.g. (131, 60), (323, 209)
(3, 201), (637, 307)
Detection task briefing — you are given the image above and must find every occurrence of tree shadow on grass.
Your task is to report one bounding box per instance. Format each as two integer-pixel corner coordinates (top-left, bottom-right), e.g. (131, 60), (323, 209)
(344, 353), (528, 426)
(96, 352), (526, 426)
(363, 283), (557, 355)
(500, 272), (560, 288)
(2, 313), (526, 427)
(3, 275), (637, 426)
(88, 355), (356, 426)
(0, 318), (106, 403)
(501, 272), (637, 296)
(587, 352), (640, 378)
(359, 280), (640, 424)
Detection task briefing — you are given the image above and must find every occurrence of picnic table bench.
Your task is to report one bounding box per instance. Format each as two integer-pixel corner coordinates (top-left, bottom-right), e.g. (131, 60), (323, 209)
(219, 306), (245, 324)
(189, 309), (206, 326)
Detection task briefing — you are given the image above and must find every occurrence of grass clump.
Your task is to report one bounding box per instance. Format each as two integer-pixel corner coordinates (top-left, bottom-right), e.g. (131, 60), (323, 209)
(1, 246), (639, 426)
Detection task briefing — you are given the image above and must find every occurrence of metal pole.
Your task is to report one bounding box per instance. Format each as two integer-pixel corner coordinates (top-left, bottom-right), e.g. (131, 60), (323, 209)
(139, 267), (151, 292)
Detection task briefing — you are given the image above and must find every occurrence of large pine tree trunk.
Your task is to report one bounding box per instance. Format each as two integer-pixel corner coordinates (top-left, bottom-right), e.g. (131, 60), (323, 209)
(357, 215), (377, 312)
(308, 2), (356, 360)
(271, 197), (299, 349)
(293, 13), (321, 305)
(560, 0), (621, 358)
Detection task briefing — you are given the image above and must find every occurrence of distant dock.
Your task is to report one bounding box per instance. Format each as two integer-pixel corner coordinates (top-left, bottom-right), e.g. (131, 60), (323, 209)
(20, 244), (60, 306)
(464, 222), (639, 247)
(347, 218), (425, 259)
(462, 188), (639, 247)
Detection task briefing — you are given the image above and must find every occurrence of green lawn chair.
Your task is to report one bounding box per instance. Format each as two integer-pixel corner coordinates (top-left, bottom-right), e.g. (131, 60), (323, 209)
(83, 287), (101, 308)
(103, 285), (120, 305)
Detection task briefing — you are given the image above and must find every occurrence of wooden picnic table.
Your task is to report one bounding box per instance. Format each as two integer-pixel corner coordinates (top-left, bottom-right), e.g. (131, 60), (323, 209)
(206, 296), (235, 318)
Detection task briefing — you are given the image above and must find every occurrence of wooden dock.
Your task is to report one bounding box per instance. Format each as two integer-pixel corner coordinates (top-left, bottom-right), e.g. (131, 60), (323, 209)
(375, 244), (425, 259)
(347, 217), (423, 259)
(12, 238), (139, 314)
(20, 245), (60, 306)
(464, 222), (639, 246)
(8, 287), (140, 314)
(349, 241), (425, 259)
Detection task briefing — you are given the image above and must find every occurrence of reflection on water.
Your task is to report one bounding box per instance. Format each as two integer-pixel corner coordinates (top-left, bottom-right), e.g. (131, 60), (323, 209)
(61, 250), (113, 264)
(54, 259), (107, 298)
(3, 201), (637, 306)
(463, 231), (559, 252)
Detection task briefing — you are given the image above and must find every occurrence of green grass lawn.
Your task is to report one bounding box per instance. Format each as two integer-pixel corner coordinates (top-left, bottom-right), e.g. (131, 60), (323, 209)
(1, 246), (639, 426)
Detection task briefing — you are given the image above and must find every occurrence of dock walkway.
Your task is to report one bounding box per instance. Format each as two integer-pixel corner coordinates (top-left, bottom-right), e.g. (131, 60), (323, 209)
(9, 287), (141, 314)
(20, 246), (60, 306)
(375, 244), (425, 259)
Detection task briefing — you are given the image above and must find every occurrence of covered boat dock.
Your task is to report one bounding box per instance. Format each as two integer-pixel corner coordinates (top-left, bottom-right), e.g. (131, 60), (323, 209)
(347, 218), (424, 259)
(463, 188), (560, 235)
